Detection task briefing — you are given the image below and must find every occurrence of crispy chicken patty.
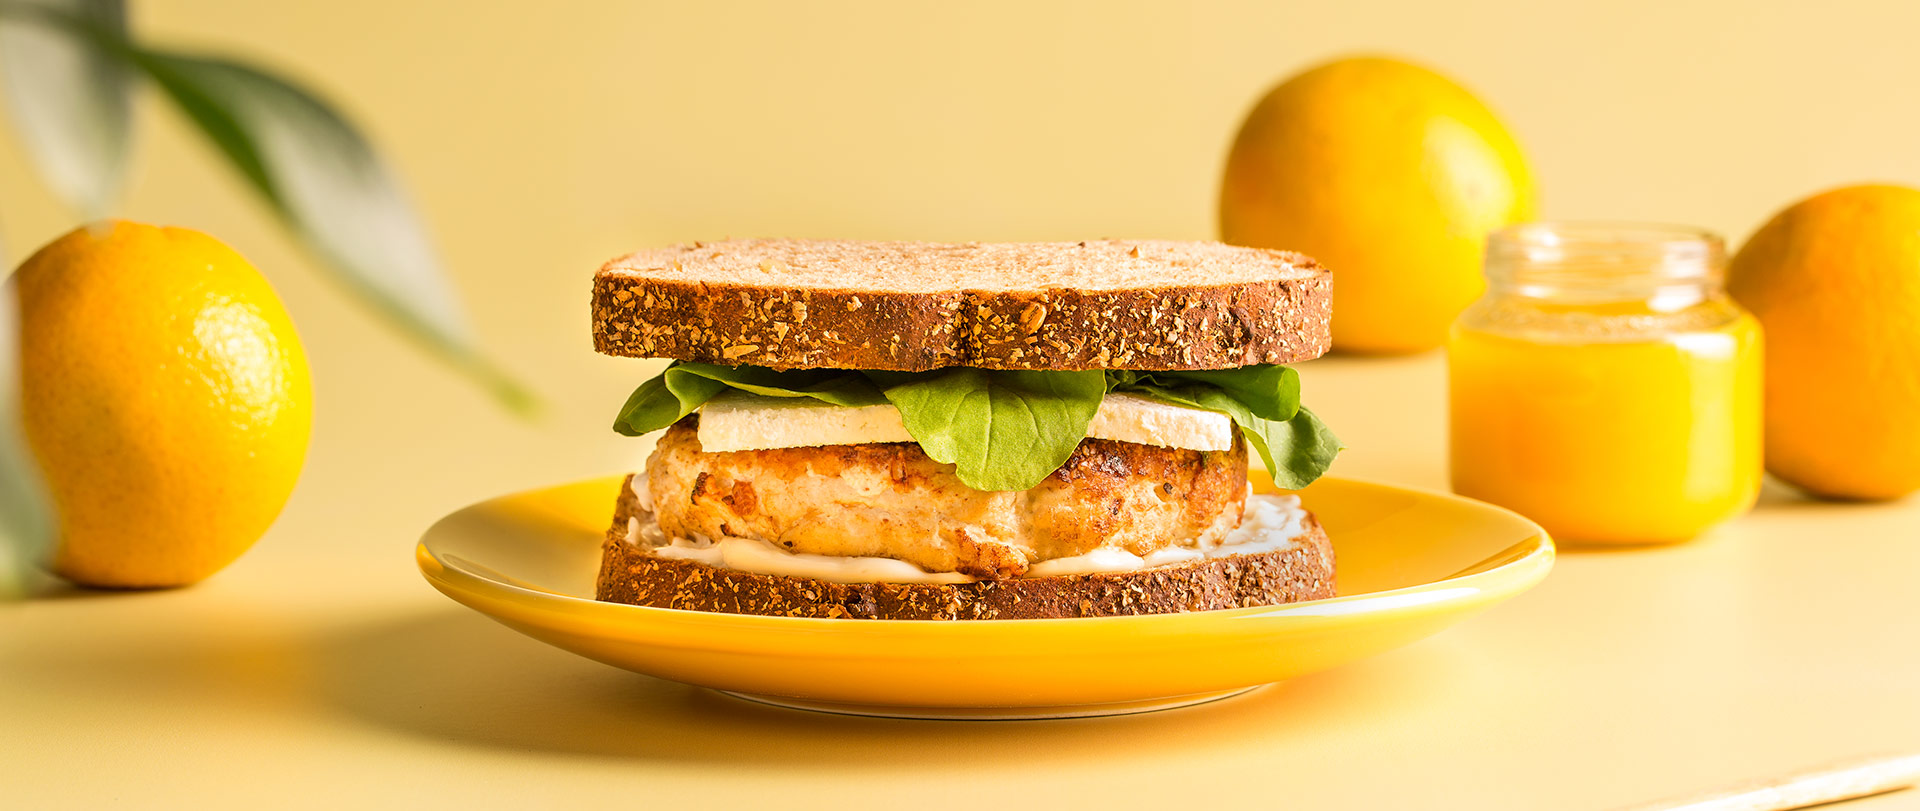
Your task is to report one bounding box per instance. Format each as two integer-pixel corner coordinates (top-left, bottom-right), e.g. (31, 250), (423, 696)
(645, 417), (1248, 579)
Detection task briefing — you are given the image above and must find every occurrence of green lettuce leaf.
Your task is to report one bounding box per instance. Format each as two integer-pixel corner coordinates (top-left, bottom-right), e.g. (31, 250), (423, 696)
(609, 367), (724, 437)
(666, 363), (885, 405)
(1270, 406), (1341, 487)
(611, 362), (883, 436)
(1147, 365), (1301, 421)
(1108, 365), (1338, 488)
(610, 362), (1339, 491)
(872, 368), (1106, 492)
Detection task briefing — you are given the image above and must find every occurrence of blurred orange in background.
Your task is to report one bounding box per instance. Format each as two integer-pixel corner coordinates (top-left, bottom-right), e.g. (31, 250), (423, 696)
(1729, 183), (1920, 502)
(1220, 56), (1534, 354)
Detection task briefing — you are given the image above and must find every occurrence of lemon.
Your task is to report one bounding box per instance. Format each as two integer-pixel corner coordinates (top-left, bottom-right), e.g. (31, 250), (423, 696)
(14, 221), (312, 587)
(1727, 185), (1920, 501)
(1220, 56), (1535, 353)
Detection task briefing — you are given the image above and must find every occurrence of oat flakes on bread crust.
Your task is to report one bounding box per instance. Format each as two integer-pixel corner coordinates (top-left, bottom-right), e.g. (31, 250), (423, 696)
(595, 474), (1337, 620)
(591, 238), (1332, 371)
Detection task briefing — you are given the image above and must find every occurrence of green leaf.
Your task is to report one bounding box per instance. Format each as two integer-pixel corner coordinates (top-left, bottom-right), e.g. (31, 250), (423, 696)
(1122, 381), (1339, 488)
(611, 366), (727, 437)
(875, 368), (1106, 492)
(1151, 364), (1301, 421)
(0, 0), (131, 217)
(611, 362), (885, 436)
(0, 5), (533, 411)
(0, 278), (55, 597)
(1266, 406), (1341, 488)
(122, 51), (536, 412)
(669, 363), (885, 406)
(610, 363), (1337, 491)
(1108, 364), (1335, 485)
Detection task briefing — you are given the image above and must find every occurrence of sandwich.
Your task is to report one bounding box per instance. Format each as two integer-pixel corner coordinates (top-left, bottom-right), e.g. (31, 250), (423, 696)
(590, 238), (1340, 619)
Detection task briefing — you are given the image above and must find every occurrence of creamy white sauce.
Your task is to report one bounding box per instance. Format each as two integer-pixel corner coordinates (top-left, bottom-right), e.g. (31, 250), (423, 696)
(630, 474), (653, 513)
(624, 493), (1309, 584)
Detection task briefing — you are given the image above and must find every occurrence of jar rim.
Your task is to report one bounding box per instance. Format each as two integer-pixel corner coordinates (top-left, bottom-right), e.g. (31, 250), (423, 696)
(1485, 221), (1726, 292)
(1488, 221), (1724, 270)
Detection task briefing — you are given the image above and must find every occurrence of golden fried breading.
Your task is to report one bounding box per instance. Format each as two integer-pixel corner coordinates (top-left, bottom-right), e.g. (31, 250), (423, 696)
(645, 417), (1247, 579)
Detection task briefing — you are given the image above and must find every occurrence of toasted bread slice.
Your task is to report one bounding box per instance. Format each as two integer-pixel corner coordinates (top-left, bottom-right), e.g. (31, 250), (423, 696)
(594, 475), (1336, 620)
(592, 239), (1331, 371)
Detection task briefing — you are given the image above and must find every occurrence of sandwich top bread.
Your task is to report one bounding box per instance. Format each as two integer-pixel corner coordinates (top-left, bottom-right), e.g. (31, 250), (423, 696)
(593, 238), (1331, 371)
(592, 238), (1341, 620)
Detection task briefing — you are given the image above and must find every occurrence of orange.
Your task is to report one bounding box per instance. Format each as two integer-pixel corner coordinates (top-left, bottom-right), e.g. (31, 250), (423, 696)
(14, 221), (312, 587)
(1727, 184), (1920, 501)
(1220, 56), (1535, 353)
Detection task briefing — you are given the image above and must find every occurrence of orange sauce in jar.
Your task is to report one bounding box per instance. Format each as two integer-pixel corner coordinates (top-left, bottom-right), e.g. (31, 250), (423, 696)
(1447, 224), (1763, 544)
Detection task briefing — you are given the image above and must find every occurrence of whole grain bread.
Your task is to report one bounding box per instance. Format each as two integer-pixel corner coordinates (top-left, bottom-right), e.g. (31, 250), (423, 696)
(594, 474), (1336, 620)
(593, 238), (1331, 371)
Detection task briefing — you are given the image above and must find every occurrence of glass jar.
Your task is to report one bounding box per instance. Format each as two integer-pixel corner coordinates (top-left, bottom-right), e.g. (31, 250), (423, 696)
(1447, 222), (1762, 544)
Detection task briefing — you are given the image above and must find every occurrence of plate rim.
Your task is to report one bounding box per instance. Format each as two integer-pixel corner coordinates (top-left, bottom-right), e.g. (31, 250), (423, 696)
(416, 474), (1555, 634)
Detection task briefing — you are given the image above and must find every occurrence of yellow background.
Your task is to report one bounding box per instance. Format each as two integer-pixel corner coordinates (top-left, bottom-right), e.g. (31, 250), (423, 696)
(5, 2), (1920, 808)
(6, 0), (1920, 503)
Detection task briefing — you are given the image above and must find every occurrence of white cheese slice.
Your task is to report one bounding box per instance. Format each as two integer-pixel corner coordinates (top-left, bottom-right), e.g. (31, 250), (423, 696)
(698, 393), (909, 450)
(696, 390), (1234, 453)
(1085, 392), (1235, 452)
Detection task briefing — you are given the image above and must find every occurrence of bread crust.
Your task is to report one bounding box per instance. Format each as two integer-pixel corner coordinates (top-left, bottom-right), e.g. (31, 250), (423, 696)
(592, 239), (1332, 371)
(595, 475), (1337, 620)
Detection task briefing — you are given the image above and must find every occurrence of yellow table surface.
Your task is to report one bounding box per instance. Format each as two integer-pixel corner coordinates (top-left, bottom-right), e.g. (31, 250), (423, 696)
(5, 353), (1918, 809)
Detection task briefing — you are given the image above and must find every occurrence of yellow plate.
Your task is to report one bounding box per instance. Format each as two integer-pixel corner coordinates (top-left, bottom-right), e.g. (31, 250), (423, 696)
(417, 474), (1553, 719)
